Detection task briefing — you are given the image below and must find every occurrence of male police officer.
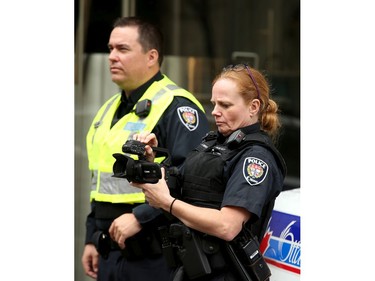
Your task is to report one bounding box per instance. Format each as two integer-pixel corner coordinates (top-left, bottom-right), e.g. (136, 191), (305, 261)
(81, 17), (209, 281)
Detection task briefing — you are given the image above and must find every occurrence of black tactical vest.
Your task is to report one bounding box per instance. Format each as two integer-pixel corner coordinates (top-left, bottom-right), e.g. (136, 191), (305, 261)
(181, 129), (287, 239)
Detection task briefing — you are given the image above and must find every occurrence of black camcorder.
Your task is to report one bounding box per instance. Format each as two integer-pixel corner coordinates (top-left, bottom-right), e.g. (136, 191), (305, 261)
(112, 140), (170, 183)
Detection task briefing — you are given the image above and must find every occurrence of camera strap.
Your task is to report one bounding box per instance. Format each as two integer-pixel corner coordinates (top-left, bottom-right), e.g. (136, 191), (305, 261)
(152, 146), (172, 166)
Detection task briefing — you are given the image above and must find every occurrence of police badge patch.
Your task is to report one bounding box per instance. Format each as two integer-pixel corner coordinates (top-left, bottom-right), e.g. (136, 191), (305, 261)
(177, 106), (199, 131)
(243, 157), (268, 186)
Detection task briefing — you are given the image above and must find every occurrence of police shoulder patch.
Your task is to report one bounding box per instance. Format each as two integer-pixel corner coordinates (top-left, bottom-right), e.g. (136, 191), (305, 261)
(243, 157), (269, 186)
(177, 106), (199, 131)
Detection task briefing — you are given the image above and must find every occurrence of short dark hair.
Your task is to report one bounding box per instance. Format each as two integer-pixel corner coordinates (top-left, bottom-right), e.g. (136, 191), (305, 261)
(112, 17), (164, 66)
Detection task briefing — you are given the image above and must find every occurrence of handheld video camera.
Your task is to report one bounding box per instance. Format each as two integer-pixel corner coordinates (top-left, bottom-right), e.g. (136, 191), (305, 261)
(112, 140), (170, 183)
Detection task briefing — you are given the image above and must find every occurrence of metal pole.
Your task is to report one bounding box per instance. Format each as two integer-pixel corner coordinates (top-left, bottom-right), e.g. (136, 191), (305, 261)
(122, 0), (136, 17)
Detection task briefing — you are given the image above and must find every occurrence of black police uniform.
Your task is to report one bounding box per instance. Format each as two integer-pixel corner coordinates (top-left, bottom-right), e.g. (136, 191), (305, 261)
(166, 123), (286, 281)
(84, 71), (209, 281)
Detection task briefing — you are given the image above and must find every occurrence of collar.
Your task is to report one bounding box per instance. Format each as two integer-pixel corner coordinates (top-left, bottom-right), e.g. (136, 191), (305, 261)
(238, 123), (261, 135)
(217, 123), (261, 143)
(121, 71), (163, 104)
(223, 123), (262, 148)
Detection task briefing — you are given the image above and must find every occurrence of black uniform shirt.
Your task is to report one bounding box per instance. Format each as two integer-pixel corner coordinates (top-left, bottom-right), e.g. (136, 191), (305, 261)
(221, 124), (284, 221)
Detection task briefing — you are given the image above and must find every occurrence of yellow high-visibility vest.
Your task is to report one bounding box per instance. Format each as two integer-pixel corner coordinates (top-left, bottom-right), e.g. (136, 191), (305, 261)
(86, 75), (205, 203)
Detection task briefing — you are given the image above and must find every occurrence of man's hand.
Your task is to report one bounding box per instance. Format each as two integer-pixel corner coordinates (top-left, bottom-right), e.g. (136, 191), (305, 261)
(81, 244), (99, 279)
(108, 213), (142, 249)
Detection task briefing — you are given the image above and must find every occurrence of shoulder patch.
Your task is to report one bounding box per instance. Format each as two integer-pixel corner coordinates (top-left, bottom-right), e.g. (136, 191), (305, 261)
(177, 106), (199, 131)
(243, 157), (269, 186)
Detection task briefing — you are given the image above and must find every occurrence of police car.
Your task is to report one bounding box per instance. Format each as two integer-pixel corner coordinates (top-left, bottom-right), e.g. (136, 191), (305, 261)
(260, 187), (300, 281)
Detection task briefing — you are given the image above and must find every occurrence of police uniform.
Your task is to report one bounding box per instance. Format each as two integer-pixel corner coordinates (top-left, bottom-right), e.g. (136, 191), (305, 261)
(168, 123), (286, 281)
(84, 71), (209, 281)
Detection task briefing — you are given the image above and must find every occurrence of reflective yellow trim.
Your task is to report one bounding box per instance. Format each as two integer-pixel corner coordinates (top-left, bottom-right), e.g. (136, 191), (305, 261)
(94, 192), (146, 204)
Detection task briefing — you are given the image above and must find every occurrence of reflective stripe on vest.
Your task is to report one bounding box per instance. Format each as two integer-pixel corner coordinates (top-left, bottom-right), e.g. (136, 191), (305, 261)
(86, 75), (205, 203)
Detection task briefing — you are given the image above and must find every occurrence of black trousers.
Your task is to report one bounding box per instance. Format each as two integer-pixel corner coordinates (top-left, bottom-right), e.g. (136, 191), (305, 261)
(97, 250), (121, 281)
(97, 250), (174, 281)
(115, 253), (175, 281)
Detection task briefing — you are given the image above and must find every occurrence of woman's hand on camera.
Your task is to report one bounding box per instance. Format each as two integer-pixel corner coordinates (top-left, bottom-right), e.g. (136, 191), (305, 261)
(132, 132), (158, 162)
(131, 168), (174, 211)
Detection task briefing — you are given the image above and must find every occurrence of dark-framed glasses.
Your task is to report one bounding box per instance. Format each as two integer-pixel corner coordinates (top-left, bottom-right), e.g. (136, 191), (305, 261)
(223, 64), (261, 100)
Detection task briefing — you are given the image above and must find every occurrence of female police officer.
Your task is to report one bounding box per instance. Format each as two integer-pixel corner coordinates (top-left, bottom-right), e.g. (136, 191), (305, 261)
(125, 64), (286, 281)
